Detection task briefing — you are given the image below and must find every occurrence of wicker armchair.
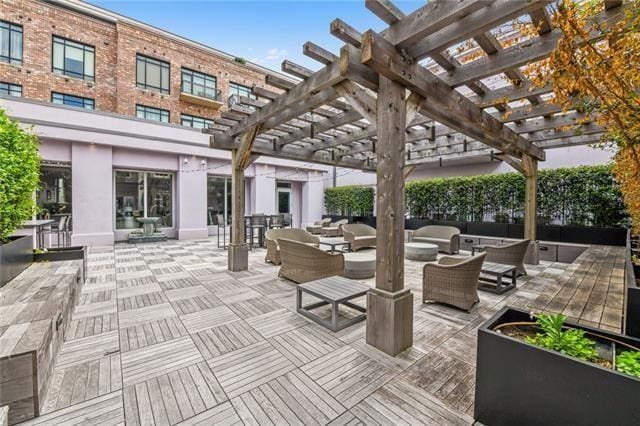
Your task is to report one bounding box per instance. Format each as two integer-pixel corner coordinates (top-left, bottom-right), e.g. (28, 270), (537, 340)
(321, 219), (349, 237)
(278, 238), (345, 283)
(413, 225), (460, 254)
(484, 239), (530, 275)
(306, 218), (331, 235)
(342, 224), (376, 251)
(423, 253), (486, 312)
(264, 228), (319, 265)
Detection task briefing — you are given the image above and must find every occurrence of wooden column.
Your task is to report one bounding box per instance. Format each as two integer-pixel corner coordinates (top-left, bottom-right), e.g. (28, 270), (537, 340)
(522, 153), (539, 265)
(228, 149), (248, 271)
(366, 76), (413, 356)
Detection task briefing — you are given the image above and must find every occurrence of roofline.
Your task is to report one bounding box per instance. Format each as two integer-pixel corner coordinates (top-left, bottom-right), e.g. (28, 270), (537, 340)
(43, 0), (299, 83)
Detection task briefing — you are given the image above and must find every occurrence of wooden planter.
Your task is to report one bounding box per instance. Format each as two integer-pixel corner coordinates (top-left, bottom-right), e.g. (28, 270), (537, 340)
(33, 246), (86, 283)
(474, 307), (640, 426)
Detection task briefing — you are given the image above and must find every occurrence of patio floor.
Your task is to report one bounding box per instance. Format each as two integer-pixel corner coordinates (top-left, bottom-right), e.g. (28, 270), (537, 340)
(21, 238), (624, 425)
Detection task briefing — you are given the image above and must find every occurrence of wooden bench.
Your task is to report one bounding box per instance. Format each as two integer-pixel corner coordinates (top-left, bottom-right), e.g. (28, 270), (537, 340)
(0, 260), (82, 425)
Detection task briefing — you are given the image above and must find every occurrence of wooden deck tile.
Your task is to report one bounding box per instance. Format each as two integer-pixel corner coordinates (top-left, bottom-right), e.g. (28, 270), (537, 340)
(245, 308), (309, 338)
(228, 297), (281, 319)
(179, 306), (239, 334)
(66, 312), (119, 340)
(55, 330), (120, 369)
(22, 390), (124, 425)
(121, 336), (203, 387)
(118, 303), (177, 328)
(119, 317), (189, 352)
(191, 320), (263, 359)
(207, 341), (296, 398)
(175, 401), (241, 425)
(301, 345), (395, 408)
(269, 325), (345, 367)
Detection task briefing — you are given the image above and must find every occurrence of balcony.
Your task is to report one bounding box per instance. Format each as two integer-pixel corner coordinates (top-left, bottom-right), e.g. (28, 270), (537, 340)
(179, 84), (224, 109)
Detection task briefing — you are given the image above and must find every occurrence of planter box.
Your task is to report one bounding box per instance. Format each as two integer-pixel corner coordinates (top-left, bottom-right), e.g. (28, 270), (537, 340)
(33, 246), (86, 283)
(0, 235), (33, 288)
(475, 307), (640, 426)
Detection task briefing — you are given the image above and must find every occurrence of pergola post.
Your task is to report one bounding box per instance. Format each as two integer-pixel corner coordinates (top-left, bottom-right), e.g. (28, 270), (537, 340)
(366, 76), (413, 356)
(228, 149), (248, 271)
(522, 153), (540, 265)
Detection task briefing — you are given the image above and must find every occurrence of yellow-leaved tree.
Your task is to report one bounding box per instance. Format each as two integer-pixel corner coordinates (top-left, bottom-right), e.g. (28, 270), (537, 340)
(524, 0), (640, 231)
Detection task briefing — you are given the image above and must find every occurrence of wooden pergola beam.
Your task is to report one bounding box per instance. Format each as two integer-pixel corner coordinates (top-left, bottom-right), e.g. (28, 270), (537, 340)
(334, 81), (377, 124)
(303, 41), (337, 64)
(365, 0), (405, 24)
(361, 30), (545, 160)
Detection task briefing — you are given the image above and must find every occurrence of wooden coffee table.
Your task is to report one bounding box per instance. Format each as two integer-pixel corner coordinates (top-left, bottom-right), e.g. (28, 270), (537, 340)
(478, 261), (517, 294)
(296, 276), (369, 332)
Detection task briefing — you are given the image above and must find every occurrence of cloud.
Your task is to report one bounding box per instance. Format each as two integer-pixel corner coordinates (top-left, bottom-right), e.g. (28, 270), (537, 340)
(251, 48), (288, 64)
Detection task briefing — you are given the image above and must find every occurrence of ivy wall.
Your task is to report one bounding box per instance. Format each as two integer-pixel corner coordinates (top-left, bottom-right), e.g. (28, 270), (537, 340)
(404, 165), (626, 227)
(324, 185), (374, 216)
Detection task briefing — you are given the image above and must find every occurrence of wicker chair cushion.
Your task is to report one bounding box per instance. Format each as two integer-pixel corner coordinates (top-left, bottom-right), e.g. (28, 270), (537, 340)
(342, 224), (376, 237)
(413, 225), (460, 240)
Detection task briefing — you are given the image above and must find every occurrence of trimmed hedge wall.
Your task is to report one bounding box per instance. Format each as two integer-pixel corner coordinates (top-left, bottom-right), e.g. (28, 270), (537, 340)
(405, 165), (626, 227)
(324, 185), (374, 216)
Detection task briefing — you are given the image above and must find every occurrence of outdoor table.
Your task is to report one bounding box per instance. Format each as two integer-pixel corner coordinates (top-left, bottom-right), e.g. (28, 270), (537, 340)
(319, 240), (351, 253)
(21, 219), (55, 249)
(478, 261), (517, 294)
(296, 275), (369, 332)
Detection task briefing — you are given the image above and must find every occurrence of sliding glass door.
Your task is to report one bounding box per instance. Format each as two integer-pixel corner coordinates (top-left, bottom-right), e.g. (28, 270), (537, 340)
(114, 170), (173, 229)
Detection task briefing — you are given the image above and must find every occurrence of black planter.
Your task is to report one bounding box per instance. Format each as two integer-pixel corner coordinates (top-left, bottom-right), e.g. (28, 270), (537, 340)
(475, 307), (640, 426)
(0, 235), (33, 288)
(33, 246), (86, 283)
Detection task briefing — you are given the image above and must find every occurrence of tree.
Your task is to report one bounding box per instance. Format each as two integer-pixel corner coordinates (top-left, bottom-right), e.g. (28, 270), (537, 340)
(0, 108), (41, 243)
(523, 0), (640, 231)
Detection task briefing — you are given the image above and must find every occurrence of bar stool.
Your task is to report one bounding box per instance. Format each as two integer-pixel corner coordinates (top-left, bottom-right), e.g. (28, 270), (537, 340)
(248, 214), (267, 248)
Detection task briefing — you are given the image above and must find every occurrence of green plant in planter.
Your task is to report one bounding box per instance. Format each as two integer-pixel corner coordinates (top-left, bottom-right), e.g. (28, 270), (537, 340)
(0, 108), (41, 244)
(616, 351), (640, 378)
(525, 313), (597, 361)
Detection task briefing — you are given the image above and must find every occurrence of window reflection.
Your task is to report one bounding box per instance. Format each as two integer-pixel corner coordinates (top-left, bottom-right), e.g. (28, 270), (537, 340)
(115, 170), (173, 230)
(37, 164), (72, 219)
(207, 176), (231, 225)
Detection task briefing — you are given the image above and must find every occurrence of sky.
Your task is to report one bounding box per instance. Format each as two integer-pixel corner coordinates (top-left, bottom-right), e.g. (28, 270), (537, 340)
(89, 0), (425, 73)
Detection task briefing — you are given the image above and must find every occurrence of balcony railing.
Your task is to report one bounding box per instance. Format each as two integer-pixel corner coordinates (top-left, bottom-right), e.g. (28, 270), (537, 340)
(181, 84), (222, 101)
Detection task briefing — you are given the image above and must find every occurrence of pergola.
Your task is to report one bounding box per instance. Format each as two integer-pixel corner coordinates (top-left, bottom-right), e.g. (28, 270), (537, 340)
(206, 0), (625, 356)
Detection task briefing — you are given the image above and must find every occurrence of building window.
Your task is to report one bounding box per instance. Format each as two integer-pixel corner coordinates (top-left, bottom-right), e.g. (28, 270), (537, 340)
(229, 82), (255, 99)
(52, 92), (95, 109)
(52, 36), (95, 81)
(136, 104), (169, 123)
(181, 114), (214, 129)
(276, 181), (292, 214)
(37, 164), (72, 221)
(0, 20), (23, 65)
(115, 170), (173, 229)
(0, 82), (21, 97)
(181, 68), (218, 100)
(136, 54), (170, 94)
(207, 176), (231, 226)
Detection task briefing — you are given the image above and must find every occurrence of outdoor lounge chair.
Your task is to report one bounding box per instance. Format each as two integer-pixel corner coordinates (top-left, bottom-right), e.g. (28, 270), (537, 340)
(321, 219), (348, 237)
(412, 225), (460, 254)
(306, 218), (331, 235)
(342, 224), (376, 251)
(264, 228), (319, 265)
(423, 253), (486, 312)
(483, 239), (530, 275)
(278, 238), (344, 283)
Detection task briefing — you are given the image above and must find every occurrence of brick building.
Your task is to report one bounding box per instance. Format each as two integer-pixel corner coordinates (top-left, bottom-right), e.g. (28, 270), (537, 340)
(1, 0), (328, 246)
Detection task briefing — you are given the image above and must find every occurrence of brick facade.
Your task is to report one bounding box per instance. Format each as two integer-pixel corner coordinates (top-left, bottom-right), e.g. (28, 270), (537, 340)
(1, 0), (275, 124)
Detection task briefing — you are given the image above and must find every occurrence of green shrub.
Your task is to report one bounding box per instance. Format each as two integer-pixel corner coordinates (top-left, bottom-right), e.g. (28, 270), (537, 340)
(324, 185), (374, 216)
(616, 351), (640, 378)
(0, 108), (41, 243)
(405, 165), (626, 226)
(525, 313), (598, 361)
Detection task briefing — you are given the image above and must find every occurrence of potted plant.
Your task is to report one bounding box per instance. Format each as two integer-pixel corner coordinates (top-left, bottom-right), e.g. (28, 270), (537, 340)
(475, 307), (640, 426)
(632, 254), (640, 279)
(0, 108), (40, 287)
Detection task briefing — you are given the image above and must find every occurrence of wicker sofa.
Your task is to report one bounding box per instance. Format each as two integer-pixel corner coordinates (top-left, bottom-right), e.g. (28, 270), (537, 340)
(264, 228), (319, 265)
(412, 225), (460, 254)
(484, 239), (530, 275)
(278, 238), (345, 283)
(342, 224), (376, 251)
(306, 218), (331, 235)
(321, 219), (349, 237)
(423, 253), (486, 311)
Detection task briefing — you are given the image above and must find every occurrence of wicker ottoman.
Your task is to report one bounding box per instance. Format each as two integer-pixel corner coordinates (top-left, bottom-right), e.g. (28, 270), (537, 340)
(405, 242), (438, 261)
(343, 253), (376, 279)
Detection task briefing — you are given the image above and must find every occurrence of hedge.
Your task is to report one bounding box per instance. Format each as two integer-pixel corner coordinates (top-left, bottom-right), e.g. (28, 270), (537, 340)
(324, 185), (374, 216)
(405, 165), (626, 227)
(0, 108), (41, 243)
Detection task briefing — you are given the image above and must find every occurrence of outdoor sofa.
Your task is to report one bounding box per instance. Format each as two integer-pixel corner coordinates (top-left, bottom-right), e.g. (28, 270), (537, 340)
(483, 239), (530, 275)
(342, 224), (376, 251)
(321, 219), (349, 237)
(278, 238), (345, 283)
(412, 225), (460, 254)
(306, 218), (331, 235)
(264, 228), (319, 265)
(423, 253), (486, 312)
